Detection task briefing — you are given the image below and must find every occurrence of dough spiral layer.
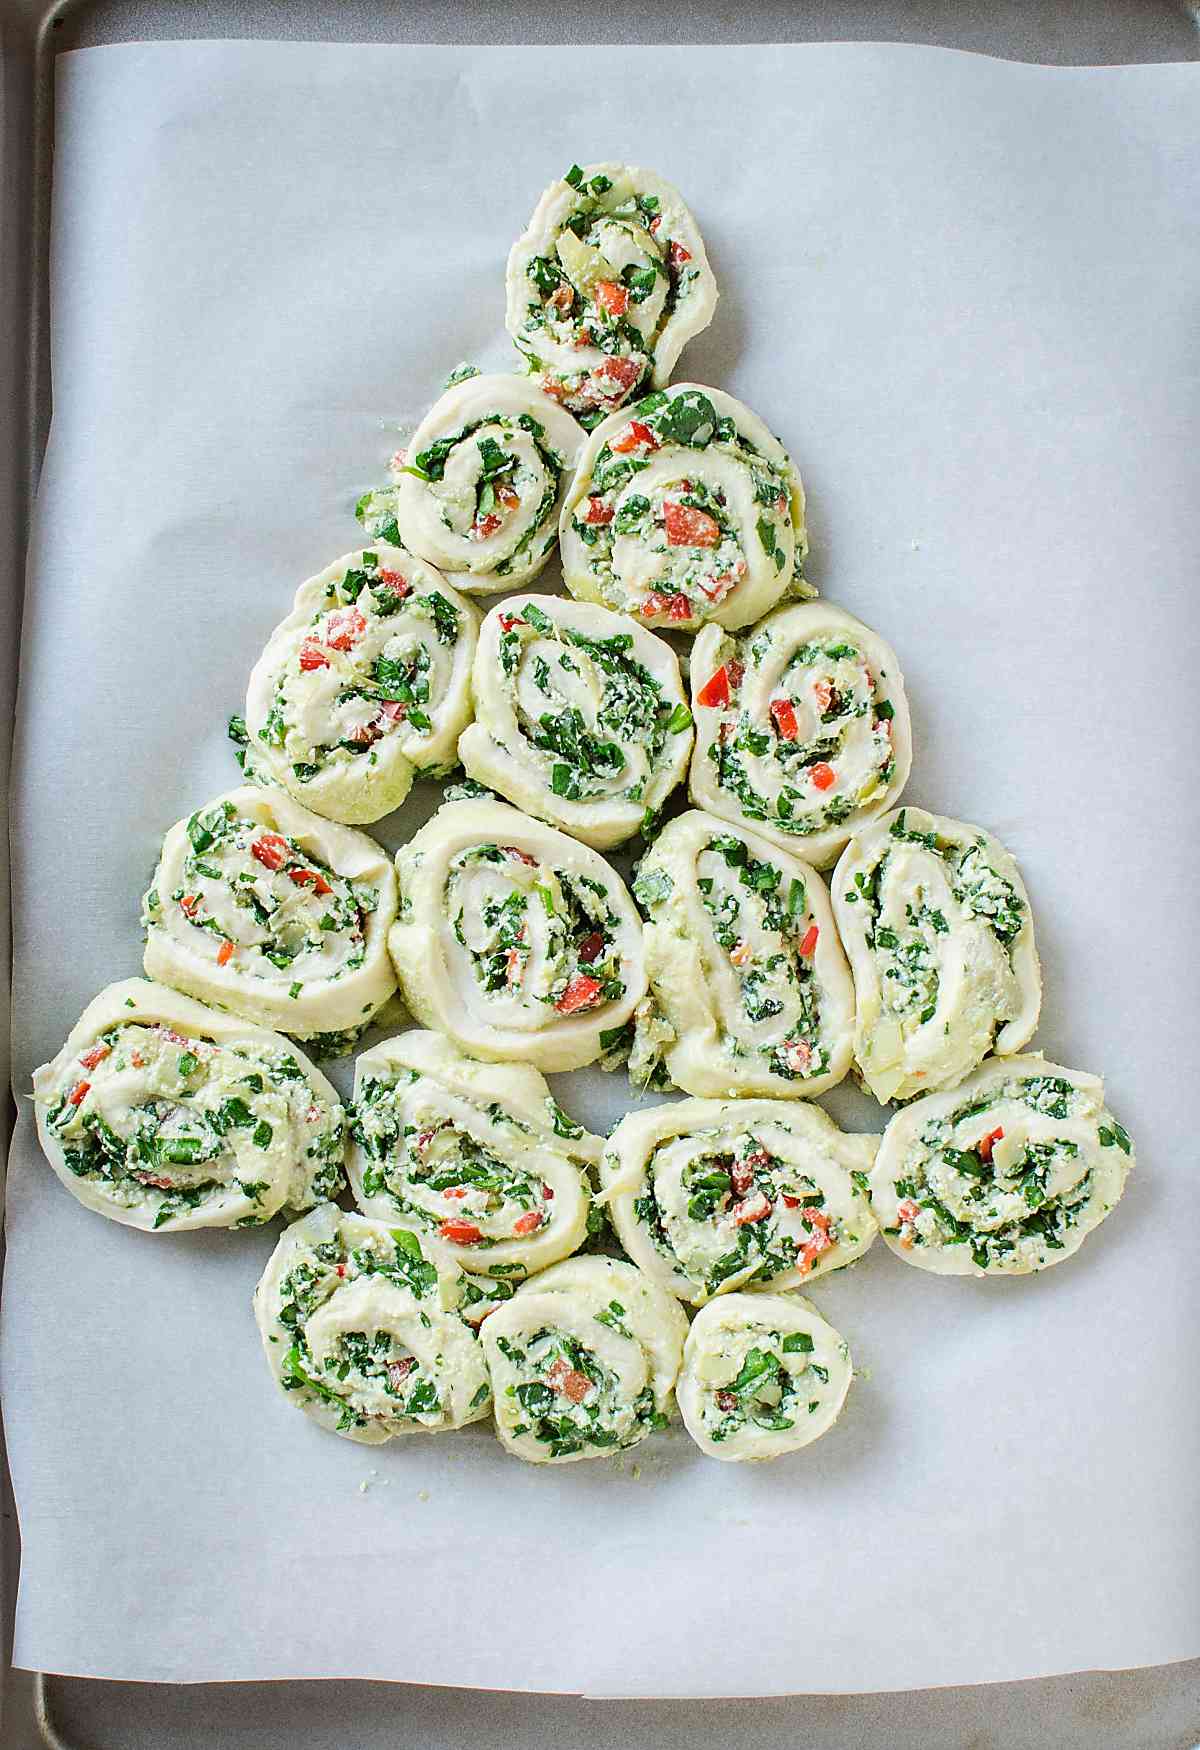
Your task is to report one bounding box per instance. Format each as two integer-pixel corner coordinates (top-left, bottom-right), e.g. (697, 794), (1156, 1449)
(33, 978), (345, 1230)
(244, 545), (477, 825)
(871, 1056), (1133, 1276)
(480, 1256), (688, 1464)
(832, 806), (1041, 1104)
(600, 1097), (877, 1305)
(389, 798), (646, 1072)
(631, 810), (854, 1099)
(457, 593), (692, 849)
(506, 161), (717, 420)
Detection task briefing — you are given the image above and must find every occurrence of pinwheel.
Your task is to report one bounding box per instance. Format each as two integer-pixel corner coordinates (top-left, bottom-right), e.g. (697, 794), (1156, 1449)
(243, 545), (477, 825)
(357, 374), (583, 594)
(560, 383), (809, 633)
(676, 1293), (853, 1462)
(631, 809), (854, 1098)
(831, 807), (1041, 1104)
(599, 1097), (877, 1306)
(689, 601), (912, 865)
(389, 797), (646, 1072)
(348, 1028), (598, 1288)
(254, 1202), (492, 1444)
(870, 1056), (1133, 1276)
(32, 978), (345, 1230)
(480, 1255), (688, 1464)
(456, 593), (692, 849)
(505, 161), (717, 421)
(142, 785), (398, 1044)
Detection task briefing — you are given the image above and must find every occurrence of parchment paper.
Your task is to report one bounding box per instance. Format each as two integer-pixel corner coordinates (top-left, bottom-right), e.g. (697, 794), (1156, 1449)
(4, 39), (1198, 1695)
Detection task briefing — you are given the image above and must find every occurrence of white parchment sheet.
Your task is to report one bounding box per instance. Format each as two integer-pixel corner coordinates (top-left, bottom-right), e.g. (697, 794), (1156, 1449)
(3, 39), (1198, 1694)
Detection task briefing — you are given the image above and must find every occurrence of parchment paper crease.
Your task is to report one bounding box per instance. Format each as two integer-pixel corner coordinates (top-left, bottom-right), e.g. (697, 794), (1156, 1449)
(3, 40), (1198, 1694)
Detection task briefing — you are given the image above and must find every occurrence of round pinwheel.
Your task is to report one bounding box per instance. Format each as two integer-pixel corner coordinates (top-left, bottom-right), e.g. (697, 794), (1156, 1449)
(254, 1202), (491, 1445)
(870, 1056), (1134, 1275)
(600, 1097), (877, 1306)
(505, 161), (717, 421)
(689, 601), (912, 865)
(631, 809), (854, 1099)
(456, 593), (692, 850)
(560, 383), (809, 633)
(243, 545), (477, 825)
(676, 1293), (853, 1462)
(480, 1255), (688, 1464)
(389, 797), (646, 1073)
(142, 785), (398, 1044)
(32, 978), (345, 1231)
(357, 375), (584, 594)
(831, 806), (1042, 1104)
(348, 1028), (598, 1289)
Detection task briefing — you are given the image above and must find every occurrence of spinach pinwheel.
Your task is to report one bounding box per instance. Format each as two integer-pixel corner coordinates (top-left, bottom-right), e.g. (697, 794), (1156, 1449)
(676, 1293), (853, 1463)
(600, 1097), (877, 1306)
(357, 374), (583, 594)
(689, 601), (912, 865)
(871, 1057), (1133, 1275)
(505, 161), (717, 421)
(254, 1202), (491, 1444)
(560, 383), (808, 632)
(457, 593), (692, 850)
(33, 978), (345, 1230)
(349, 1029), (598, 1285)
(243, 545), (477, 825)
(480, 1256), (687, 1464)
(831, 807), (1042, 1104)
(142, 785), (398, 1043)
(389, 797), (646, 1072)
(631, 810), (854, 1099)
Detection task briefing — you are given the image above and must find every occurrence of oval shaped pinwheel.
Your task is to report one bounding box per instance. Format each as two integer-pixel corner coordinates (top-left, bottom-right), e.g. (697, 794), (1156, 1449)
(244, 545), (477, 825)
(871, 1056), (1133, 1276)
(506, 161), (717, 421)
(480, 1255), (687, 1464)
(831, 806), (1041, 1104)
(689, 601), (912, 866)
(358, 375), (584, 594)
(630, 810), (854, 1099)
(560, 384), (808, 633)
(142, 786), (398, 1044)
(600, 1096), (877, 1305)
(389, 797), (646, 1072)
(348, 1028), (598, 1285)
(676, 1293), (853, 1462)
(33, 978), (345, 1230)
(457, 593), (692, 849)
(254, 1202), (491, 1444)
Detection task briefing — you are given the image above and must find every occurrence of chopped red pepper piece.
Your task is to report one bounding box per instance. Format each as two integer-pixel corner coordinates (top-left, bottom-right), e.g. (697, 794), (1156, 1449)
(216, 940), (234, 967)
(782, 1038), (813, 1073)
(583, 495), (614, 525)
(67, 1081), (90, 1106)
(179, 893), (201, 918)
(494, 481), (520, 512)
(289, 867), (333, 897)
(512, 1210), (544, 1237)
(594, 279), (629, 316)
(799, 924), (820, 957)
(733, 1189), (772, 1226)
(556, 973), (603, 1014)
(696, 666), (731, 708)
(376, 569), (410, 597)
(503, 845), (538, 866)
(589, 356), (642, 396)
(810, 762), (836, 791)
(471, 513), (503, 540)
(78, 1043), (111, 1071)
(813, 678), (834, 713)
(668, 240), (692, 266)
(978, 1126), (1005, 1162)
(250, 833), (289, 872)
(769, 698), (799, 741)
(439, 1218), (483, 1245)
(299, 639), (330, 671)
(664, 501), (721, 547)
(715, 1389), (739, 1412)
(324, 607), (366, 651)
(730, 1157), (755, 1197)
(611, 419), (658, 454)
(498, 613), (518, 633)
(547, 1358), (593, 1403)
(379, 700), (406, 723)
(577, 931), (604, 963)
(641, 591), (693, 621)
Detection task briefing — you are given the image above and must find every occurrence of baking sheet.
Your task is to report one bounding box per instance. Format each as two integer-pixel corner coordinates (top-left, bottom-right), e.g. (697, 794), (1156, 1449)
(4, 38), (1199, 1695)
